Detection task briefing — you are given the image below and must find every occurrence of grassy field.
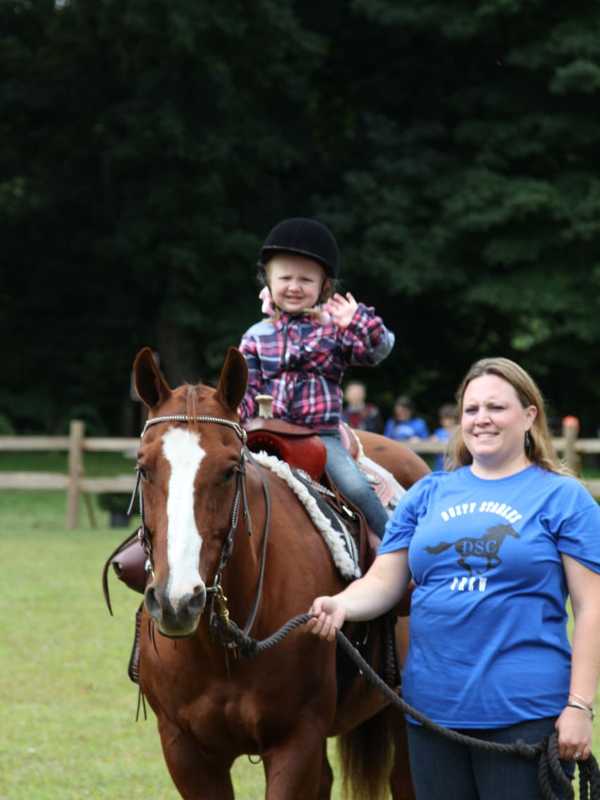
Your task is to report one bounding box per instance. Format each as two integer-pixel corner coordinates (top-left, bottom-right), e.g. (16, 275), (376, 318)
(0, 491), (276, 799)
(1, 453), (599, 799)
(0, 453), (345, 800)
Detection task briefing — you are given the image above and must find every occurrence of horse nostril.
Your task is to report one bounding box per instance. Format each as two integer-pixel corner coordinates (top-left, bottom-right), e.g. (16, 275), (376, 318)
(145, 585), (160, 619)
(188, 585), (206, 613)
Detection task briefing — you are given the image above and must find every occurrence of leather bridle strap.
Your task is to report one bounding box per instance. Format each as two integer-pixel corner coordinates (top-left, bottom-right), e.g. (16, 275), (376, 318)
(238, 451), (271, 636)
(133, 413), (270, 640)
(142, 414), (247, 444)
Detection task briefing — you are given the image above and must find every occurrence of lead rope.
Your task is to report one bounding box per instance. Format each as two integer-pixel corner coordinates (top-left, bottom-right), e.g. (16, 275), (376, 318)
(210, 611), (600, 800)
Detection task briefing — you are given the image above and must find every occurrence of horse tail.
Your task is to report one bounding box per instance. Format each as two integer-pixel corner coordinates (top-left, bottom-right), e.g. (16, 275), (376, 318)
(338, 706), (395, 800)
(425, 541), (452, 554)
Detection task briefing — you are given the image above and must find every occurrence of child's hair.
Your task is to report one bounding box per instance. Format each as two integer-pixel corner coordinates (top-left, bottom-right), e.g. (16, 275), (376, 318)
(394, 395), (413, 411)
(438, 403), (458, 421)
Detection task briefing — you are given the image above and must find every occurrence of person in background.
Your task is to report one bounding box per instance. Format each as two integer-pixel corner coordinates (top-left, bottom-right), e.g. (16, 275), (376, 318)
(310, 356), (600, 800)
(342, 380), (383, 433)
(238, 217), (394, 538)
(431, 402), (459, 470)
(384, 395), (429, 441)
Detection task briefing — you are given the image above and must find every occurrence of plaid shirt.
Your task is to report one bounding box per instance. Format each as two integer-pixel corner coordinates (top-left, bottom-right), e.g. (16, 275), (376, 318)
(239, 304), (394, 430)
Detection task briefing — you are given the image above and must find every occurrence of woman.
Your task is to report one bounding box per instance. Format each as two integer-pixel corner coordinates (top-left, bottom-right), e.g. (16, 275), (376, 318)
(310, 357), (600, 799)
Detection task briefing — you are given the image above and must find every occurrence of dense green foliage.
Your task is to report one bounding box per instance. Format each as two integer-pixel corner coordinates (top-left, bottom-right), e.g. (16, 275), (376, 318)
(2, 0), (600, 433)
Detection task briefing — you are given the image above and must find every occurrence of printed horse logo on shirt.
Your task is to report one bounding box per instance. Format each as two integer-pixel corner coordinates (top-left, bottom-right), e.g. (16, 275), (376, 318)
(425, 524), (519, 574)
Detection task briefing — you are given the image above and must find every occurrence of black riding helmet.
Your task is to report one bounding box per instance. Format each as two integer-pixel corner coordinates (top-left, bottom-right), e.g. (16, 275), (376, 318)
(258, 217), (340, 279)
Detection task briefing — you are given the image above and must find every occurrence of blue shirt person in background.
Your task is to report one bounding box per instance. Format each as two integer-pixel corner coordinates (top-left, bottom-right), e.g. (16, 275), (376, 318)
(309, 357), (600, 800)
(431, 402), (458, 470)
(384, 395), (429, 441)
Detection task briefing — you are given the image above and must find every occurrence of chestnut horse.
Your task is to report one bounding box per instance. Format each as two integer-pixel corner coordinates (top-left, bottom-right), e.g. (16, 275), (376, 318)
(132, 346), (428, 800)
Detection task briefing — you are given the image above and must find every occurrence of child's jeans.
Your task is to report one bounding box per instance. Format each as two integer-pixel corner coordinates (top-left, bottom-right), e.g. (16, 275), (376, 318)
(320, 431), (389, 538)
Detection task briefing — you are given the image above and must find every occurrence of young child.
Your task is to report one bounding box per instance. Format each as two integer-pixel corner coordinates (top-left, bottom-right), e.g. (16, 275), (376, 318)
(431, 402), (458, 471)
(238, 217), (394, 538)
(383, 396), (429, 442)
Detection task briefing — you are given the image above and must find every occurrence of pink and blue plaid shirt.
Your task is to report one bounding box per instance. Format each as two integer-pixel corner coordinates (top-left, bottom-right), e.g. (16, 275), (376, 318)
(239, 304), (394, 431)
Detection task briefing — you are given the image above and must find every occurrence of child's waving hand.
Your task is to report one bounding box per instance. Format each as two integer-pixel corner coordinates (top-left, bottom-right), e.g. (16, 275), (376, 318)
(324, 292), (358, 329)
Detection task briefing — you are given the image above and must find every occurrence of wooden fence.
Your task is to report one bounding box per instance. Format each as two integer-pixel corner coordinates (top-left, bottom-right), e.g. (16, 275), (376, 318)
(0, 421), (138, 529)
(1, 420), (600, 529)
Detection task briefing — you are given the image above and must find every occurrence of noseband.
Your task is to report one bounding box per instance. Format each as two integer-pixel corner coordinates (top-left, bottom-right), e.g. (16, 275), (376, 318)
(130, 414), (271, 642)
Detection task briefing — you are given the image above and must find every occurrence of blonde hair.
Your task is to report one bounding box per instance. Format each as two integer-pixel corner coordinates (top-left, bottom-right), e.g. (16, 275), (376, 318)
(447, 357), (571, 475)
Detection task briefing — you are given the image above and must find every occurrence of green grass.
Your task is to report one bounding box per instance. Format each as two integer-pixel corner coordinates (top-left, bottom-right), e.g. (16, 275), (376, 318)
(0, 468), (348, 799)
(2, 453), (599, 799)
(0, 488), (280, 799)
(0, 450), (134, 476)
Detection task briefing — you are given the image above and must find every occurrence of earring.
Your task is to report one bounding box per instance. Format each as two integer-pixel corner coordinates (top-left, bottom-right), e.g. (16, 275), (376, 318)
(525, 431), (532, 451)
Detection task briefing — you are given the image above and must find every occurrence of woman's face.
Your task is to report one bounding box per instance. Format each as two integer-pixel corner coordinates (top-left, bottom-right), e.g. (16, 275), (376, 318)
(461, 374), (537, 469)
(267, 255), (325, 313)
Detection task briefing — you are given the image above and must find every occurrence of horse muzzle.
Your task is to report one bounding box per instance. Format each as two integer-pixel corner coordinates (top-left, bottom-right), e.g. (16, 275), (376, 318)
(144, 581), (207, 638)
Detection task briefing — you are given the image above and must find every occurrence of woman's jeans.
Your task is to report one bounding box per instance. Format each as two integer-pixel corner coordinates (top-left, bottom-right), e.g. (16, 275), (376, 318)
(406, 717), (574, 800)
(320, 432), (389, 538)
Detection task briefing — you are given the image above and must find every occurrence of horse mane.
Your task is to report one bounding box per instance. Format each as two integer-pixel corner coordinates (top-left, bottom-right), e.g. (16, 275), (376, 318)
(184, 383), (215, 428)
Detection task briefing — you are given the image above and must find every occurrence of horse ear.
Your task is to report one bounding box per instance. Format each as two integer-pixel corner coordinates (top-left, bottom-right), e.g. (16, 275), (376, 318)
(215, 347), (248, 413)
(133, 347), (172, 409)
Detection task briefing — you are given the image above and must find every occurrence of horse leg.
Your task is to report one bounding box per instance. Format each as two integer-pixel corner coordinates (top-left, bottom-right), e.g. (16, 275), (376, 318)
(389, 708), (416, 800)
(318, 741), (334, 800)
(157, 717), (234, 800)
(262, 721), (328, 800)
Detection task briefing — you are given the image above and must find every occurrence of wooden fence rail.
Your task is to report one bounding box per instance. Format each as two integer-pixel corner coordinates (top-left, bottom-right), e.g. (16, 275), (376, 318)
(1, 420), (599, 529)
(0, 421), (138, 529)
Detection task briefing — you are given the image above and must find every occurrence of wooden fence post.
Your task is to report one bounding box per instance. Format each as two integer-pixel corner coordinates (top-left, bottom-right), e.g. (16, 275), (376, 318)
(562, 416), (580, 475)
(67, 420), (84, 530)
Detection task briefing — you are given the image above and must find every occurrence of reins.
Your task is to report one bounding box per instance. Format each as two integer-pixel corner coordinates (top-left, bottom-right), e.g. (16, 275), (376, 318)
(209, 610), (600, 800)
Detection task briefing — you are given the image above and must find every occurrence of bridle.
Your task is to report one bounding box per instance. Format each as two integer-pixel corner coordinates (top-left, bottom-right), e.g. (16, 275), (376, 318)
(129, 414), (271, 643)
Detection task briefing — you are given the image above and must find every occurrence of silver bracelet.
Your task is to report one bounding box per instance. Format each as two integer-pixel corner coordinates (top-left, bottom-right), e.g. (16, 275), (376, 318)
(566, 701), (594, 720)
(569, 692), (594, 711)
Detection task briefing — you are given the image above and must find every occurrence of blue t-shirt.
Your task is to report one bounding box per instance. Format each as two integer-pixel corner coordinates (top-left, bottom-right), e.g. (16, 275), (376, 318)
(379, 465), (600, 728)
(384, 417), (429, 441)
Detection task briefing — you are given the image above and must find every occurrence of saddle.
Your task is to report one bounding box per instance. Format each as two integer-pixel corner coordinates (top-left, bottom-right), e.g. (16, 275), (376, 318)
(245, 418), (376, 573)
(245, 418), (400, 508)
(105, 420), (391, 596)
(244, 418), (327, 481)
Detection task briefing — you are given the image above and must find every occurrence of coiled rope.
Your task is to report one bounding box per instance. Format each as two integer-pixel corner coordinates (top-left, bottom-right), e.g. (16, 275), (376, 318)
(215, 611), (600, 800)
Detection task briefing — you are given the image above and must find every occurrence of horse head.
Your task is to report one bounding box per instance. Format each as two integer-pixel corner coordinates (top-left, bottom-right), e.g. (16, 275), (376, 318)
(132, 346), (248, 638)
(488, 524), (520, 540)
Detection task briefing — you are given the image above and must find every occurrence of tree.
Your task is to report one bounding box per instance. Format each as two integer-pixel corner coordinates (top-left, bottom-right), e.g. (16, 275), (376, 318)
(2, 0), (600, 432)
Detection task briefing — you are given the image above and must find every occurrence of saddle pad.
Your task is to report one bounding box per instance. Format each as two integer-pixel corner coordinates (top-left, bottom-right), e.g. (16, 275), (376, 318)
(347, 428), (406, 509)
(251, 451), (361, 580)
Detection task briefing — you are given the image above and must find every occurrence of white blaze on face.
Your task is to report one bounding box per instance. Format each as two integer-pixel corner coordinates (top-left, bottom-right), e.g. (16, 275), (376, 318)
(162, 427), (205, 608)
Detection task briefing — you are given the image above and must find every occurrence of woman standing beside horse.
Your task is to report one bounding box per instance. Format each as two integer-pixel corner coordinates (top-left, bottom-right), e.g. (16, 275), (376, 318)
(311, 357), (600, 800)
